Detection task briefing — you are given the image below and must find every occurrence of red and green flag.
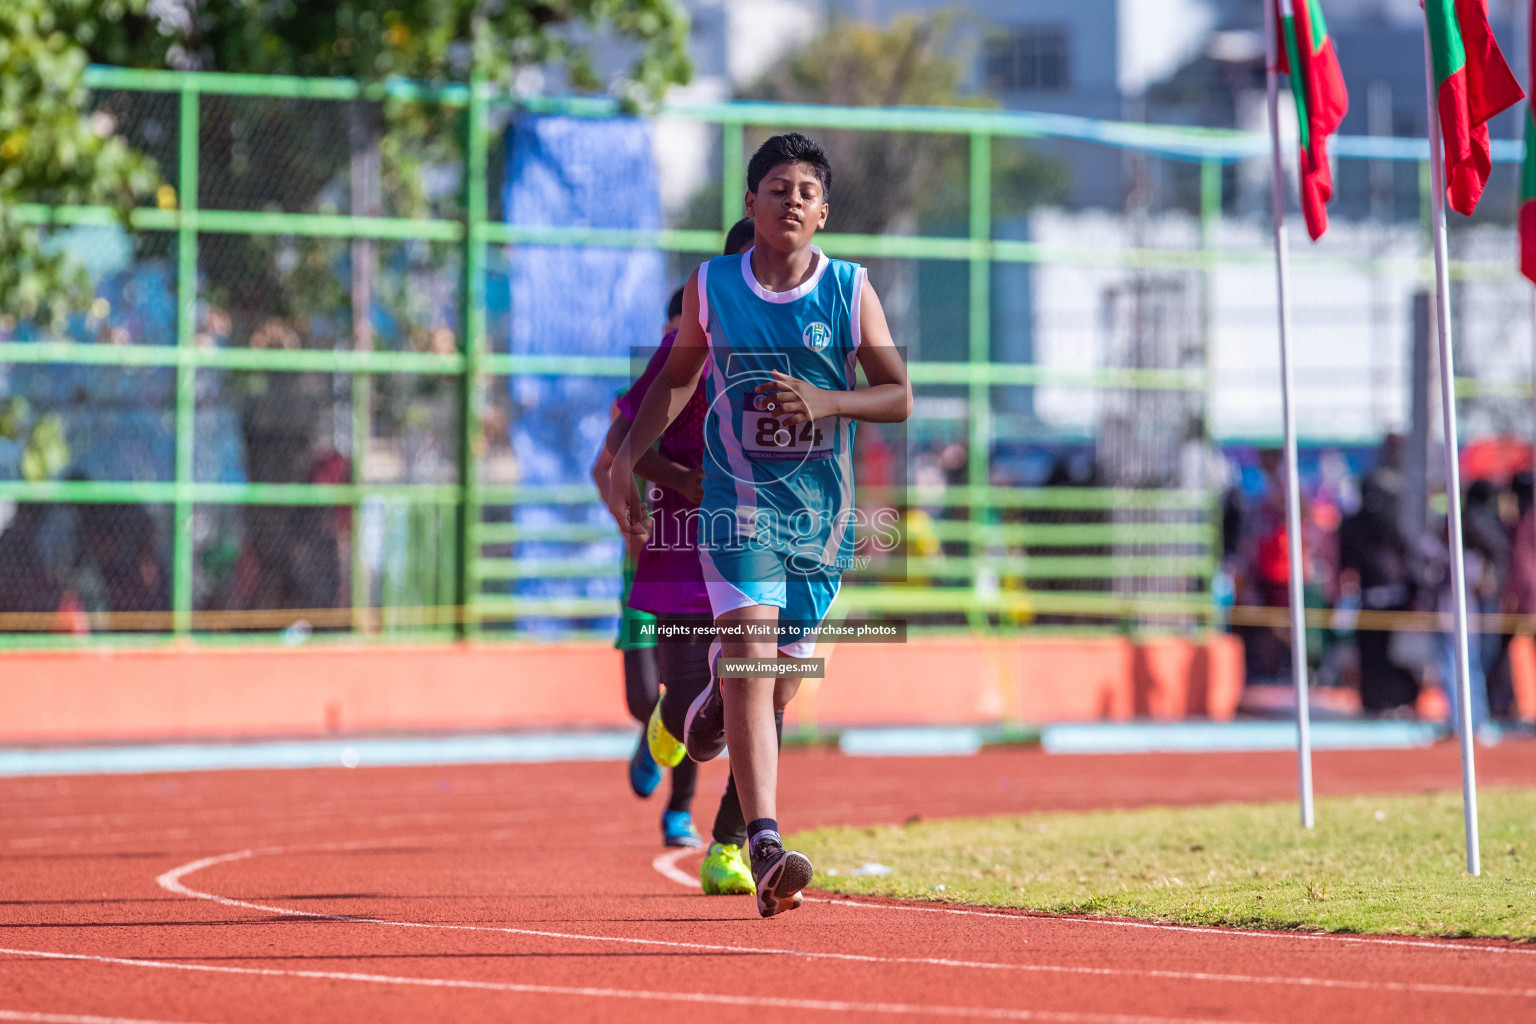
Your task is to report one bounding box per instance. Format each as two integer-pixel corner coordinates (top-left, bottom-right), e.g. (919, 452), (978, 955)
(1424, 0), (1524, 216)
(1274, 0), (1348, 240)
(1519, 2), (1536, 283)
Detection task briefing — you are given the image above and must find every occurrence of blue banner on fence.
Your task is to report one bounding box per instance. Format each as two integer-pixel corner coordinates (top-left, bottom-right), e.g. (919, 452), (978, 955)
(504, 114), (666, 636)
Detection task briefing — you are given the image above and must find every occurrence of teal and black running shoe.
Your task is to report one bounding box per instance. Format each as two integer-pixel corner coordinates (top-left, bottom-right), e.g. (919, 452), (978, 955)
(661, 809), (702, 848)
(628, 730), (661, 798)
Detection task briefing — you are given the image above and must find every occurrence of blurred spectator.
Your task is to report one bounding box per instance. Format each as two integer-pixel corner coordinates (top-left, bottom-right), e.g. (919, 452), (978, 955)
(0, 486), (169, 630)
(1492, 472), (1536, 718)
(1234, 449), (1294, 683)
(0, 503), (62, 623)
(1220, 482), (1244, 563)
(78, 502), (169, 617)
(231, 450), (350, 620)
(1337, 467), (1418, 714)
(1422, 511), (1489, 733)
(1462, 481), (1508, 720)
(1504, 472), (1536, 618)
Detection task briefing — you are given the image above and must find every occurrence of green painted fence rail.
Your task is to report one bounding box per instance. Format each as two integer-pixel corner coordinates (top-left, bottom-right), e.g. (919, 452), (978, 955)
(24, 63), (1477, 646)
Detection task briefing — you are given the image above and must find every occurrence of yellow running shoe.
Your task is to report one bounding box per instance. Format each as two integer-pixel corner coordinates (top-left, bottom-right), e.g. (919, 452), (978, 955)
(647, 701), (686, 768)
(700, 842), (756, 895)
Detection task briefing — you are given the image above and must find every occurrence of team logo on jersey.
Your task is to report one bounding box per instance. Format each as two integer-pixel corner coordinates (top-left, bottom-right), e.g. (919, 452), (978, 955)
(802, 321), (832, 351)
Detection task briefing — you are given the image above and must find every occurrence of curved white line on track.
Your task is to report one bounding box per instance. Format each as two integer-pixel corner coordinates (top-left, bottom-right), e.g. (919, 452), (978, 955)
(0, 945), (1257, 1024)
(152, 843), (1536, 1001)
(651, 849), (1536, 960)
(158, 845), (1031, 974)
(0, 1013), (215, 1024)
(653, 847), (703, 888)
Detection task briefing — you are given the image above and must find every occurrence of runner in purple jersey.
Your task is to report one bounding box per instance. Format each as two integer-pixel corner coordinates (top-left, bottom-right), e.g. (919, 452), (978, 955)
(615, 327), (709, 616)
(595, 218), (765, 894)
(597, 288), (700, 848)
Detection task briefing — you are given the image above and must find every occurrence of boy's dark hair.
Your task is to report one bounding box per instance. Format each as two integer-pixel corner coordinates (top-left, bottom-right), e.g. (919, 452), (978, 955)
(666, 286), (685, 321)
(723, 217), (755, 255)
(746, 132), (831, 199)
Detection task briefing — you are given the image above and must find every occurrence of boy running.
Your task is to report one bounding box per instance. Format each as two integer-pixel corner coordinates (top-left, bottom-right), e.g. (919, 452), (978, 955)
(606, 133), (912, 917)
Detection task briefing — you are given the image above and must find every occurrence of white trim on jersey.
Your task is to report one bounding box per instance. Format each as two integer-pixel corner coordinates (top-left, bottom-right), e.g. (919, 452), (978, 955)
(738, 246), (831, 304)
(707, 341), (759, 533)
(845, 265), (865, 398)
(701, 259), (756, 528)
(821, 414), (857, 566)
(822, 265), (866, 566)
(848, 265), (865, 354)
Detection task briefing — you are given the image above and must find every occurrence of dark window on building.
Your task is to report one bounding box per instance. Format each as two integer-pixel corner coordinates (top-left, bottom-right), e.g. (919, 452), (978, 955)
(985, 26), (1071, 93)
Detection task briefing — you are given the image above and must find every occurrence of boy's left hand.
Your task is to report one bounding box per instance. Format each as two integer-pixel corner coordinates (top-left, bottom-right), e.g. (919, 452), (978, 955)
(755, 370), (840, 426)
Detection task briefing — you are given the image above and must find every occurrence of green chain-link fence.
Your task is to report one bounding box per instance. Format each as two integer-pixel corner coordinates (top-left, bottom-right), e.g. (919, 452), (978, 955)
(3, 66), (1531, 647)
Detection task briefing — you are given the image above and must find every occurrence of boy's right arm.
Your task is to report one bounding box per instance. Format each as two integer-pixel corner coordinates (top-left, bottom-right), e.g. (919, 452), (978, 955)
(591, 413), (627, 496)
(596, 405), (699, 504)
(606, 269), (709, 538)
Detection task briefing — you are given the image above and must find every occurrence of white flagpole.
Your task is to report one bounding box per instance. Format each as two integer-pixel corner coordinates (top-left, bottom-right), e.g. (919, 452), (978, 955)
(1421, 12), (1482, 876)
(1265, 0), (1315, 831)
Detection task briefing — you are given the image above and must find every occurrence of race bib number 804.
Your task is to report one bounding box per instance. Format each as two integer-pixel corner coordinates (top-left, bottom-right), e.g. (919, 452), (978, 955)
(741, 410), (835, 461)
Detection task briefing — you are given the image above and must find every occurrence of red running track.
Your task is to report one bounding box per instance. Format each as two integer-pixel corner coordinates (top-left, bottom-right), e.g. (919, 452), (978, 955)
(2, 742), (1535, 1023)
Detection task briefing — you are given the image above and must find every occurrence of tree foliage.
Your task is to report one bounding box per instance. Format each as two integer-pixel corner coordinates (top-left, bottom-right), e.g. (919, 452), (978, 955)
(739, 16), (1067, 235)
(1, 0), (694, 328)
(89, 0), (691, 104)
(0, 0), (159, 325)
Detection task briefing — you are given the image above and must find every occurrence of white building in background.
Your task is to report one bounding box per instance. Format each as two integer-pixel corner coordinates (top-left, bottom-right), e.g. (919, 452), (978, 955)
(654, 0), (825, 212)
(828, 0), (1215, 111)
(1025, 211), (1416, 445)
(825, 0), (1218, 206)
(1026, 208), (1534, 448)
(645, 0), (1524, 449)
(659, 0), (1219, 209)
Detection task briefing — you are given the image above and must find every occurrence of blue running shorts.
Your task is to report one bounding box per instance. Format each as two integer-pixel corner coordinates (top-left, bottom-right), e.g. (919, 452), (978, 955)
(699, 540), (841, 658)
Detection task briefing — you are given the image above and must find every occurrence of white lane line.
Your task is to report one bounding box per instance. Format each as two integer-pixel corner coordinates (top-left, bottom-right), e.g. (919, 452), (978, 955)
(154, 847), (1070, 974)
(0, 1011), (218, 1024)
(652, 847), (702, 888)
(651, 850), (1536, 960)
(155, 844), (1536, 1000)
(7, 802), (621, 850)
(0, 945), (1259, 1024)
(802, 896), (1536, 959)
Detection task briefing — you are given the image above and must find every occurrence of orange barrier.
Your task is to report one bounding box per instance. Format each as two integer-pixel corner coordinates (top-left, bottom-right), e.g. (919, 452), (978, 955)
(1509, 634), (1536, 723)
(0, 634), (1245, 743)
(797, 633), (1243, 728)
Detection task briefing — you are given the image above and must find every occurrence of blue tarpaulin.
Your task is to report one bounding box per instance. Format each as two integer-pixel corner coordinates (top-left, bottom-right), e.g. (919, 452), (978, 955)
(504, 115), (667, 634)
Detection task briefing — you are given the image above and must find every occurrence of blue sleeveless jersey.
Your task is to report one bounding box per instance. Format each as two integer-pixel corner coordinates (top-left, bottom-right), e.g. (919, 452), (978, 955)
(697, 246), (865, 569)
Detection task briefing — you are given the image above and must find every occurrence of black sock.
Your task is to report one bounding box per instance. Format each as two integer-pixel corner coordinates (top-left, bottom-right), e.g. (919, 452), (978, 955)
(746, 817), (780, 853)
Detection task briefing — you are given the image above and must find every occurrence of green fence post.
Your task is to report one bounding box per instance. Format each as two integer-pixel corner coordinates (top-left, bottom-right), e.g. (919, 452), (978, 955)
(1200, 157), (1221, 628)
(722, 121), (745, 231)
(349, 208), (371, 635)
(456, 72), (489, 639)
(350, 374), (369, 633)
(171, 84), (199, 635)
(968, 131), (992, 601)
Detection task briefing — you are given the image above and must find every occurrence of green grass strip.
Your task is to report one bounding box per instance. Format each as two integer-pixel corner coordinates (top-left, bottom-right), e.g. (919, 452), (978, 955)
(790, 790), (1536, 940)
